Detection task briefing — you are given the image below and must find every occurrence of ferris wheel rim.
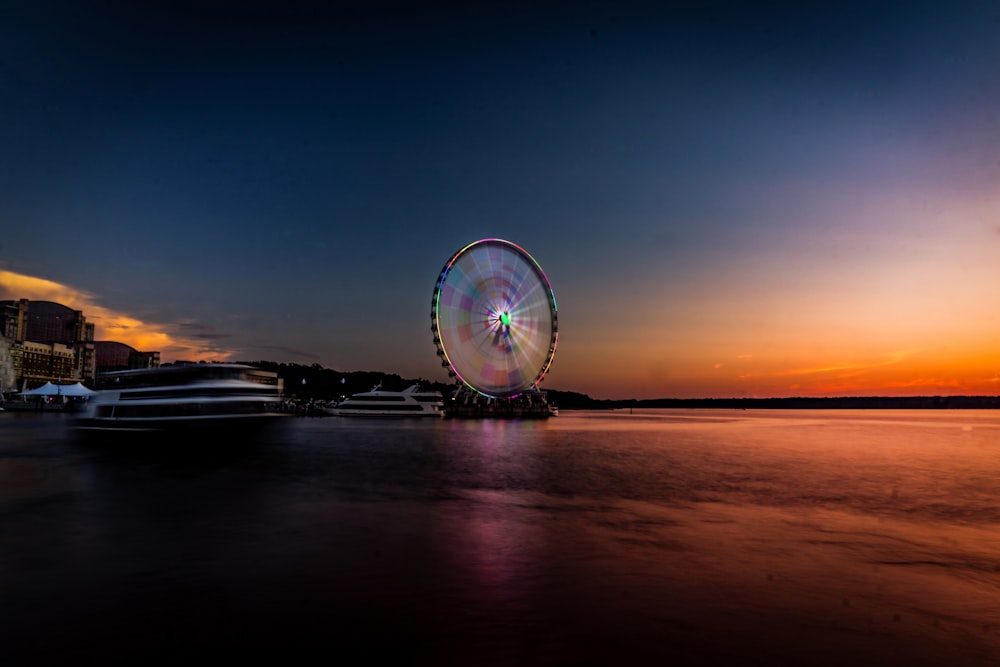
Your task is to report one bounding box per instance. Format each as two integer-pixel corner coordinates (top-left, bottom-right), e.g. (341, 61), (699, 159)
(431, 238), (558, 398)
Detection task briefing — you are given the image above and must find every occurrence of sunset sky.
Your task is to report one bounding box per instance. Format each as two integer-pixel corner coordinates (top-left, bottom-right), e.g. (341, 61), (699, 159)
(2, 0), (999, 400)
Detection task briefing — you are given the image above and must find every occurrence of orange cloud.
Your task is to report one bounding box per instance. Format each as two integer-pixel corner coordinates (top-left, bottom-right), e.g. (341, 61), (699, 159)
(0, 269), (234, 361)
(766, 350), (915, 379)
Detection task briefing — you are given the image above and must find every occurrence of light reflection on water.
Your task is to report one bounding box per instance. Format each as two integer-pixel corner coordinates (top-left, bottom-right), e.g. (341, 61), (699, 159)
(1, 409), (999, 666)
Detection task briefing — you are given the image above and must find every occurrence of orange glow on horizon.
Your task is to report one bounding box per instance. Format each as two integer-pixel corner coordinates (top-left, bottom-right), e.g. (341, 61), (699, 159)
(553, 339), (1000, 401)
(0, 269), (234, 362)
(4, 267), (999, 400)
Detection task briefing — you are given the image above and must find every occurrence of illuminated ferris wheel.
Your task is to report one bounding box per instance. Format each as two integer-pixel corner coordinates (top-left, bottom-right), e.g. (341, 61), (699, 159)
(431, 238), (558, 398)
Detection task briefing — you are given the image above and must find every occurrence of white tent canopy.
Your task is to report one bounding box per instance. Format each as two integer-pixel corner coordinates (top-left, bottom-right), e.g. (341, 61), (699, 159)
(21, 381), (61, 396)
(20, 381), (97, 397)
(60, 382), (97, 397)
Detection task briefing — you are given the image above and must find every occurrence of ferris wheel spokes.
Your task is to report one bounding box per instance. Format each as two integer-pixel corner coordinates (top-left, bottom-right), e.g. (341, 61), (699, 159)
(431, 238), (558, 398)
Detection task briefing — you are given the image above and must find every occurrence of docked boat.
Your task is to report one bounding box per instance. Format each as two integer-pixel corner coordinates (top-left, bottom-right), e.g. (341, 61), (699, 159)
(330, 383), (445, 418)
(71, 363), (291, 438)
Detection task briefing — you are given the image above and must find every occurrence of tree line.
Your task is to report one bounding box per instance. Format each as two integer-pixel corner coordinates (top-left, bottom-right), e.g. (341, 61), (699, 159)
(236, 361), (1000, 410)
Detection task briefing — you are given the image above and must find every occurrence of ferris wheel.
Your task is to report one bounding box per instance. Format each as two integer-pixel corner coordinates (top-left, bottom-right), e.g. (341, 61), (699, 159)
(431, 238), (558, 398)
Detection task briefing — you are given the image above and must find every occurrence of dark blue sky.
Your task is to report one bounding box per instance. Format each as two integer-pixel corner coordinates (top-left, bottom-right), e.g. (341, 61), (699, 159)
(3, 1), (999, 399)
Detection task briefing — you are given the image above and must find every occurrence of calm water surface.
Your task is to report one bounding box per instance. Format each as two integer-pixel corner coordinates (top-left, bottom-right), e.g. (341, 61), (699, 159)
(2, 409), (999, 666)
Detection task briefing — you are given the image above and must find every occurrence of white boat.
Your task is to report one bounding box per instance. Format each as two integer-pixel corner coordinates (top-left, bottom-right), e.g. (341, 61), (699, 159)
(331, 383), (445, 418)
(71, 363), (291, 438)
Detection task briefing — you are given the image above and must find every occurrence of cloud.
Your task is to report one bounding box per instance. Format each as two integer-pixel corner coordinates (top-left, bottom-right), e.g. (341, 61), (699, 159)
(883, 377), (963, 389)
(747, 350), (916, 380)
(0, 270), (235, 361)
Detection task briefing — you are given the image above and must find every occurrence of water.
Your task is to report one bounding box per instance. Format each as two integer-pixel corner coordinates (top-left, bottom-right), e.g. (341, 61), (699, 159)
(2, 409), (999, 666)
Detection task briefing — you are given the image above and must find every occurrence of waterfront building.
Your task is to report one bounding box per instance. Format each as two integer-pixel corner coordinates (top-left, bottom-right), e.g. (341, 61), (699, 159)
(0, 298), (158, 392)
(0, 337), (17, 396)
(19, 340), (76, 386)
(94, 341), (160, 374)
(0, 299), (94, 383)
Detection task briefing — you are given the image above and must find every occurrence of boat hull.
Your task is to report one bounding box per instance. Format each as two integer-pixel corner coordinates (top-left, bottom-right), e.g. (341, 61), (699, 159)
(72, 412), (290, 433)
(331, 409), (443, 418)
